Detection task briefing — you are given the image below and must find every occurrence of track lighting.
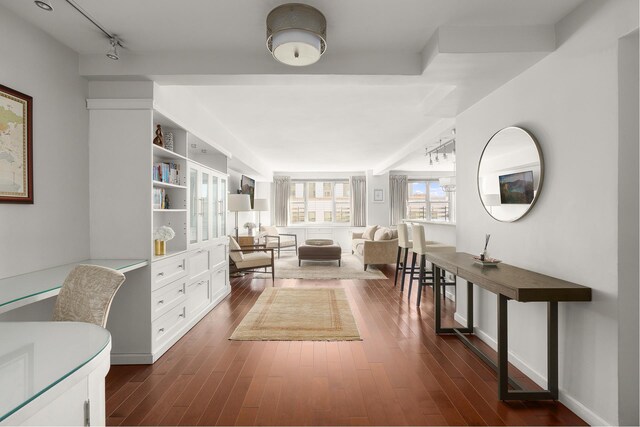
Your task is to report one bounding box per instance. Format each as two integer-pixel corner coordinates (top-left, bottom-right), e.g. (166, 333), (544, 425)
(34, 0), (53, 11)
(106, 37), (120, 60)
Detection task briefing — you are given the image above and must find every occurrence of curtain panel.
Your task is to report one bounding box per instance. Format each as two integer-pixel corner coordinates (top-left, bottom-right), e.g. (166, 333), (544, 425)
(350, 176), (367, 227)
(273, 176), (290, 227)
(389, 175), (408, 226)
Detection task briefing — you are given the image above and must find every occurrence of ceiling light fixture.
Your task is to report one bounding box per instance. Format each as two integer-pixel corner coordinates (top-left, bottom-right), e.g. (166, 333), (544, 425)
(266, 3), (327, 66)
(106, 37), (121, 60)
(34, 0), (53, 11)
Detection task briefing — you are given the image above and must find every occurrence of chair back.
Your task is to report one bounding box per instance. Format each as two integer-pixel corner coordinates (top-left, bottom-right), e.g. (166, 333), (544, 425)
(261, 225), (279, 236)
(411, 224), (428, 255)
(53, 265), (126, 328)
(397, 223), (411, 248)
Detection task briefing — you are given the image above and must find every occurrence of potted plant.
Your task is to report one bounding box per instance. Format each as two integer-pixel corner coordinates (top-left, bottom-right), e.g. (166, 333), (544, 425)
(244, 222), (257, 236)
(154, 226), (175, 256)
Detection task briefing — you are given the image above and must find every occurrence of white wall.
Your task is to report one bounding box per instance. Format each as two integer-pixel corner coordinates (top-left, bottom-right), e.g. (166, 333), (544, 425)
(454, 1), (638, 425)
(0, 6), (89, 278)
(617, 29), (639, 426)
(367, 171), (389, 226)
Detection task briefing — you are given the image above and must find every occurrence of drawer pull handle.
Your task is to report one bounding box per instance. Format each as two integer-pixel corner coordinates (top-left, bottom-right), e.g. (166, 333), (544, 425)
(216, 270), (223, 274)
(158, 328), (165, 333)
(158, 300), (164, 304)
(197, 249), (205, 253)
(157, 272), (165, 277)
(179, 264), (184, 269)
(179, 313), (185, 318)
(178, 288), (185, 294)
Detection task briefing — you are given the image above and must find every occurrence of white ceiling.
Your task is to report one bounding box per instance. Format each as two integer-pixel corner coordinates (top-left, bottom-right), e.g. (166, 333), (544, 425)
(1, 0), (584, 177)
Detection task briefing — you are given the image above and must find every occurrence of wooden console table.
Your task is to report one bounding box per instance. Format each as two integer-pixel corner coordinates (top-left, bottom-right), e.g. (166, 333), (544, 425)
(425, 251), (591, 401)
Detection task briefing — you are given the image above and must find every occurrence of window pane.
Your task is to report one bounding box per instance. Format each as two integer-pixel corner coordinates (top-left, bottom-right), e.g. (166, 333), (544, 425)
(307, 181), (333, 223)
(430, 202), (450, 221)
(407, 181), (427, 219)
(335, 181), (350, 223)
(429, 181), (448, 202)
(290, 182), (305, 223)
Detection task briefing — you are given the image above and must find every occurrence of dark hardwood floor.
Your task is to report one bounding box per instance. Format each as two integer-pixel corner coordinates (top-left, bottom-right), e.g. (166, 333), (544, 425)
(105, 263), (587, 426)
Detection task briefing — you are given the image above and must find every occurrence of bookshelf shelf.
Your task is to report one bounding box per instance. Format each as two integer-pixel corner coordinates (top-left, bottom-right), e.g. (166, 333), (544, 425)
(153, 209), (187, 212)
(153, 144), (187, 161)
(152, 181), (187, 190)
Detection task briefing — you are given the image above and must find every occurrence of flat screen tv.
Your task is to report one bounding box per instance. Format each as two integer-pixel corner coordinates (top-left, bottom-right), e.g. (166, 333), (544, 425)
(499, 171), (534, 204)
(241, 175), (255, 209)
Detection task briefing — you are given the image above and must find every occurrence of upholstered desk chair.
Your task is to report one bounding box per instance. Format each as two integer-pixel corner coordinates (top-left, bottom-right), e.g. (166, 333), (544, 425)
(53, 265), (126, 328)
(228, 236), (275, 283)
(395, 223), (413, 289)
(408, 224), (455, 306)
(260, 225), (297, 258)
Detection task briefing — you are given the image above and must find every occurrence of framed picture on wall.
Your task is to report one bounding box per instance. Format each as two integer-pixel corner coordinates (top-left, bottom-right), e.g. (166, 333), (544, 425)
(373, 188), (384, 203)
(0, 84), (33, 204)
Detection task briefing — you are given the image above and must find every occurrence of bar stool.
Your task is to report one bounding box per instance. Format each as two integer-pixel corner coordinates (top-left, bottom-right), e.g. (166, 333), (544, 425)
(408, 225), (456, 306)
(394, 223), (412, 289)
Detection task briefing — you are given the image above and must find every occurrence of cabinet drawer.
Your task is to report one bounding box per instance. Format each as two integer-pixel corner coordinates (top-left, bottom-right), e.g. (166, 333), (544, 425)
(211, 264), (228, 300)
(151, 278), (187, 320)
(152, 303), (187, 349)
(152, 255), (187, 291)
(189, 248), (210, 279)
(210, 240), (227, 266)
(187, 277), (211, 319)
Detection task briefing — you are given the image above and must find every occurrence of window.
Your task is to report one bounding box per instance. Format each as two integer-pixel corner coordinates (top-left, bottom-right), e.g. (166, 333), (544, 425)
(289, 180), (351, 224)
(407, 180), (454, 222)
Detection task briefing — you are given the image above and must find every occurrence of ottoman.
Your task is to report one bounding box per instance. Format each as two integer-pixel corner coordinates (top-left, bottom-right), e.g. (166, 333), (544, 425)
(298, 239), (342, 266)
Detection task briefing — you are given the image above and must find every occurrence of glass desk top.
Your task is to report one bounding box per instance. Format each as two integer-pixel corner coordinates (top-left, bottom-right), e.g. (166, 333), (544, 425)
(0, 259), (147, 314)
(0, 322), (111, 421)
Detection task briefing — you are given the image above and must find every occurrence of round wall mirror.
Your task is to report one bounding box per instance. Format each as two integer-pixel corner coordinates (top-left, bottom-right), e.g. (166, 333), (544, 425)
(477, 126), (544, 222)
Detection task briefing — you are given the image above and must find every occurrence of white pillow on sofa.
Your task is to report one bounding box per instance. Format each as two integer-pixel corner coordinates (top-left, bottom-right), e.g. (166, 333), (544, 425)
(374, 227), (393, 241)
(362, 225), (379, 240)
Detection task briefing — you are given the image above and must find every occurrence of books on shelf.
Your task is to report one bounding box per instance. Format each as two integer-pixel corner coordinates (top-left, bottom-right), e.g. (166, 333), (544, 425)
(153, 188), (171, 209)
(153, 162), (181, 185)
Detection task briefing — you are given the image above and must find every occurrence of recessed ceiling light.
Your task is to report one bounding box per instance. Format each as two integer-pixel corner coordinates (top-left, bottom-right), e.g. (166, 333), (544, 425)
(34, 0), (53, 11)
(190, 144), (197, 148)
(201, 149), (207, 154)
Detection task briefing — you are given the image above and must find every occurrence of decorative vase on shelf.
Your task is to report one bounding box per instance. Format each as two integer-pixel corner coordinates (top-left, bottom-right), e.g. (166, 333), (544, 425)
(164, 131), (174, 151)
(154, 239), (166, 256)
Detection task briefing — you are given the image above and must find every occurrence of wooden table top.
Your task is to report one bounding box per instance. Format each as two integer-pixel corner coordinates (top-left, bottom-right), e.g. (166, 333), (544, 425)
(425, 252), (592, 302)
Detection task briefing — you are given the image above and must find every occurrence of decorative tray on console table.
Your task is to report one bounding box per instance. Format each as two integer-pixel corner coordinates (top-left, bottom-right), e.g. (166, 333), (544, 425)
(472, 255), (502, 267)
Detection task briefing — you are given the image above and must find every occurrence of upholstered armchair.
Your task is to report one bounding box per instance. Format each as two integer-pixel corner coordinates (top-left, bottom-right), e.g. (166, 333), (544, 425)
(259, 225), (298, 258)
(228, 237), (275, 283)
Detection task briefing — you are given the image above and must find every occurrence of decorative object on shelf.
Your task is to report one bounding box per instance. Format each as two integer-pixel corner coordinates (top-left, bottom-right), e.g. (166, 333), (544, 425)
(152, 124), (164, 147)
(244, 222), (257, 236)
(480, 234), (491, 261)
(164, 194), (170, 209)
(228, 194), (252, 240)
(266, 3), (327, 67)
(473, 255), (502, 267)
(253, 198), (269, 229)
(153, 225), (175, 256)
(164, 131), (174, 151)
(0, 84), (33, 204)
(373, 188), (384, 203)
(478, 126), (543, 222)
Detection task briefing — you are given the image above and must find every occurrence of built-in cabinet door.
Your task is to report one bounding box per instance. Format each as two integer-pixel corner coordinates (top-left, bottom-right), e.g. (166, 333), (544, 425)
(219, 178), (227, 236)
(201, 169), (210, 244)
(211, 176), (219, 238)
(189, 167), (198, 245)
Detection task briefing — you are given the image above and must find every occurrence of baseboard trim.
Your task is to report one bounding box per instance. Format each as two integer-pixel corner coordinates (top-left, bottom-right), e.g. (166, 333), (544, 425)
(453, 312), (613, 426)
(111, 353), (154, 365)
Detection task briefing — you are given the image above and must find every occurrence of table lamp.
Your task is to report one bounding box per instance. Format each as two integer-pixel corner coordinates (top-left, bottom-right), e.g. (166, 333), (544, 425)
(228, 194), (252, 241)
(253, 198), (270, 230)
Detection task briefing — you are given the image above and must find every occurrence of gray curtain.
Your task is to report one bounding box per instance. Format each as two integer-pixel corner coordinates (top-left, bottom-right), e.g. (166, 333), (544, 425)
(389, 175), (408, 226)
(350, 176), (366, 227)
(273, 176), (290, 227)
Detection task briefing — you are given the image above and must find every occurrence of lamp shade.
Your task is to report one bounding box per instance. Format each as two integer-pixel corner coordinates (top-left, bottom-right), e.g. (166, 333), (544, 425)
(253, 198), (270, 212)
(484, 194), (501, 206)
(228, 194), (251, 212)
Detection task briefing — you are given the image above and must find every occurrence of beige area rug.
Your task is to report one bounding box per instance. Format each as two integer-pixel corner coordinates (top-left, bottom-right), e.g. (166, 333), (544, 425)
(230, 287), (362, 341)
(254, 254), (386, 280)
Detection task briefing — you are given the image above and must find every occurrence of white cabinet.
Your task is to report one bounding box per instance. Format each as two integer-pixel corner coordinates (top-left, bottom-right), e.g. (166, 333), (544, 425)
(87, 98), (232, 365)
(188, 162), (228, 248)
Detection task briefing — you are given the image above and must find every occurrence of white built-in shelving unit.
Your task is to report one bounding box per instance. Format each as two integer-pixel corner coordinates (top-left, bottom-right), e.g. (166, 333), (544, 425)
(88, 97), (231, 364)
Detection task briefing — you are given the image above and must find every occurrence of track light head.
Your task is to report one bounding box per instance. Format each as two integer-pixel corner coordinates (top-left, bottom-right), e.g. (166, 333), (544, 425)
(34, 0), (53, 11)
(106, 38), (120, 60)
